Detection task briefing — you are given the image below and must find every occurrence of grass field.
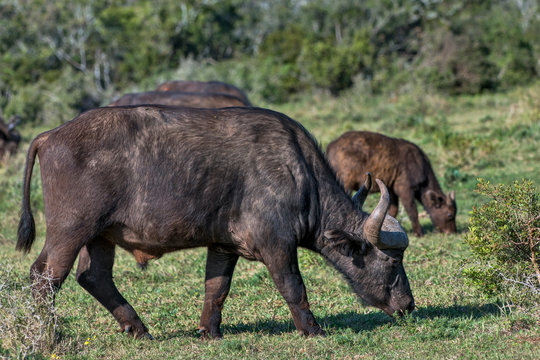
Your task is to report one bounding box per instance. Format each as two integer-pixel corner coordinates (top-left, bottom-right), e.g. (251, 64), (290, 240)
(1, 82), (539, 359)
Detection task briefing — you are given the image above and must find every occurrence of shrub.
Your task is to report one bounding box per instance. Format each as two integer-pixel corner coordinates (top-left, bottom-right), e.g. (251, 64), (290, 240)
(463, 179), (540, 307)
(299, 31), (373, 95)
(4, 68), (103, 126)
(252, 57), (303, 103)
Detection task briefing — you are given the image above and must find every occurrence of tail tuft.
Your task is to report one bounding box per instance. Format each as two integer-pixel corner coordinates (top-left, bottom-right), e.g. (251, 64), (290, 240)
(16, 209), (35, 253)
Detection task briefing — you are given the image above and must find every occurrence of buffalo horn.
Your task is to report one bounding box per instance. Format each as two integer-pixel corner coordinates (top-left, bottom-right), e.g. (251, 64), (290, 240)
(351, 172), (372, 210)
(363, 179), (389, 248)
(363, 179), (408, 250)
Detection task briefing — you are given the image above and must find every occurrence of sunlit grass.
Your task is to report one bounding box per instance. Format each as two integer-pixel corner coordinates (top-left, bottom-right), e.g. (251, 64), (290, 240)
(1, 83), (539, 359)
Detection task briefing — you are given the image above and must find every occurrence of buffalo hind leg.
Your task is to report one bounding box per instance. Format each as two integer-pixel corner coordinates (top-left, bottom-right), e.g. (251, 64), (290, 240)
(76, 237), (152, 339)
(198, 248), (238, 339)
(30, 241), (81, 303)
(264, 247), (325, 336)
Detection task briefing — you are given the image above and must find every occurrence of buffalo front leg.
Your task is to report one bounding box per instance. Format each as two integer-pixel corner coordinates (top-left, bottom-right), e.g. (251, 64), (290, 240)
(76, 237), (152, 339)
(398, 190), (423, 237)
(198, 248), (238, 339)
(264, 249), (325, 336)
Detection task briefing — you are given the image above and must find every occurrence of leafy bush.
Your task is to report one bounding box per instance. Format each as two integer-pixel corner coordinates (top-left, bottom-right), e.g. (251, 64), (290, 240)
(463, 179), (540, 307)
(416, 1), (538, 94)
(4, 68), (103, 126)
(417, 28), (500, 94)
(299, 31), (373, 95)
(257, 59), (303, 103)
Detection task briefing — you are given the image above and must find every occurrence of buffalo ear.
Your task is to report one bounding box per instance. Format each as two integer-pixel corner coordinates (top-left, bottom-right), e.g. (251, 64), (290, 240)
(426, 190), (443, 208)
(323, 229), (367, 257)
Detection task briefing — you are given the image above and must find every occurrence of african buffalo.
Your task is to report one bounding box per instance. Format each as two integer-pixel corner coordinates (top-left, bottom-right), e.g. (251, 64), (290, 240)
(155, 80), (252, 106)
(17, 106), (414, 339)
(327, 131), (457, 237)
(109, 91), (249, 107)
(0, 114), (21, 159)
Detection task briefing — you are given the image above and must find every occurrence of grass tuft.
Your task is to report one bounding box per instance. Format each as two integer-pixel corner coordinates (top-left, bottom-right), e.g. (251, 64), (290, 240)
(0, 267), (61, 358)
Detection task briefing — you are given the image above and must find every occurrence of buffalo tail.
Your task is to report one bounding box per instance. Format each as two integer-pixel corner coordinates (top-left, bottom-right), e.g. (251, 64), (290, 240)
(16, 135), (45, 253)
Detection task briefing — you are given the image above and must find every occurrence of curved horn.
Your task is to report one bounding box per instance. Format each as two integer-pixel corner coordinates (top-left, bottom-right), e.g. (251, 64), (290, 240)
(363, 179), (390, 247)
(351, 172), (372, 210)
(364, 179), (409, 250)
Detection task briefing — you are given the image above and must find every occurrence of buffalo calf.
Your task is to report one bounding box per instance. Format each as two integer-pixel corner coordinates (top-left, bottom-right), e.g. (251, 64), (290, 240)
(327, 131), (456, 236)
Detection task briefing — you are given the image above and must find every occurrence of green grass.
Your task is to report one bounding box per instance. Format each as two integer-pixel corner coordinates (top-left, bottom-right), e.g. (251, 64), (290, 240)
(1, 83), (539, 359)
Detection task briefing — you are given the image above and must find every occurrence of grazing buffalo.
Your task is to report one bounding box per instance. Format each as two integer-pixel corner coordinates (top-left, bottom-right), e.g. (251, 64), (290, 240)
(17, 106), (414, 339)
(155, 80), (252, 106)
(109, 91), (249, 108)
(0, 114), (21, 159)
(327, 131), (456, 237)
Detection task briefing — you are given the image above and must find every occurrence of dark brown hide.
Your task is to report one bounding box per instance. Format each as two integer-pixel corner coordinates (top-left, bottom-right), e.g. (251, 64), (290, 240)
(327, 131), (457, 236)
(109, 91), (249, 107)
(17, 106), (414, 339)
(155, 80), (252, 106)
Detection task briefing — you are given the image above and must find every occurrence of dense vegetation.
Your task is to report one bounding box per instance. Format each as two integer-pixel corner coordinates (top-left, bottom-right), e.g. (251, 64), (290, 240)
(1, 0), (539, 122)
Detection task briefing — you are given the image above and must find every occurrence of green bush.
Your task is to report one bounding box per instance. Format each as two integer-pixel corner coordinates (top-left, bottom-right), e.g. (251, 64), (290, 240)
(257, 60), (303, 103)
(417, 28), (499, 94)
(259, 25), (306, 64)
(463, 179), (540, 307)
(300, 31), (373, 95)
(416, 1), (538, 94)
(4, 68), (103, 126)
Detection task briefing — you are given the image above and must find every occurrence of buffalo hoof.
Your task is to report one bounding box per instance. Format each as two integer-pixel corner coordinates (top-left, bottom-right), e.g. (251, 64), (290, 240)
(118, 324), (153, 340)
(299, 327), (326, 337)
(198, 327), (222, 340)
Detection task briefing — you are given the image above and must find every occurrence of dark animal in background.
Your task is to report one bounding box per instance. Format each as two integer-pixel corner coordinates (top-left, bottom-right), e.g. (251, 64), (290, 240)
(155, 80), (252, 106)
(327, 131), (456, 237)
(0, 114), (21, 159)
(17, 106), (414, 339)
(109, 91), (249, 108)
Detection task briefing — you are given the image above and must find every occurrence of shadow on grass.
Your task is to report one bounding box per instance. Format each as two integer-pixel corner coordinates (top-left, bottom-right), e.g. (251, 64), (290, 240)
(412, 303), (501, 320)
(157, 303), (502, 340)
(318, 303), (499, 333)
